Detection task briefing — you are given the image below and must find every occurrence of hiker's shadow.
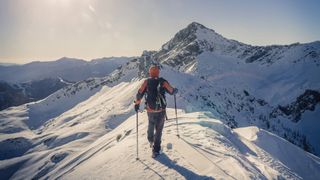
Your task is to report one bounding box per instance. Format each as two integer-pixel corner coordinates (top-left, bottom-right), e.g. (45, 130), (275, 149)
(155, 153), (214, 180)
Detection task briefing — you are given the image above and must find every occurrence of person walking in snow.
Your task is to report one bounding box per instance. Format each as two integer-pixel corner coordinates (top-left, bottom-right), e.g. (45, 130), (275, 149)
(134, 64), (178, 158)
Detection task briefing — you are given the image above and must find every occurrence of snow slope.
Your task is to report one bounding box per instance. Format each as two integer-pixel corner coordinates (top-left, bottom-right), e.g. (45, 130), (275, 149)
(0, 58), (144, 179)
(5, 109), (320, 179)
(234, 126), (320, 179)
(61, 111), (319, 180)
(0, 80), (141, 179)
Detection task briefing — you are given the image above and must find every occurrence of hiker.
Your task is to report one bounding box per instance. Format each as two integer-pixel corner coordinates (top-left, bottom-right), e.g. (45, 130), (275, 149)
(134, 64), (178, 158)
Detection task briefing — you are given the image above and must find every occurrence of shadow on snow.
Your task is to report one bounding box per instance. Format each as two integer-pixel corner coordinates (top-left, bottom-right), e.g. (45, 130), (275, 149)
(139, 153), (214, 180)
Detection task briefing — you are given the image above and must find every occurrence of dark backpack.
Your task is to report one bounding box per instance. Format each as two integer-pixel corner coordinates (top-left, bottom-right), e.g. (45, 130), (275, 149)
(145, 77), (167, 110)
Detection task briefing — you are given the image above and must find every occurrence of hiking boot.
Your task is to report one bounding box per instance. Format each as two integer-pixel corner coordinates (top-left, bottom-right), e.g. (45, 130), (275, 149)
(152, 152), (159, 158)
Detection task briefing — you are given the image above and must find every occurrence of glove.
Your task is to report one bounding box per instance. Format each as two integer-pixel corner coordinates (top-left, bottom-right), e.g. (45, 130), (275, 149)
(134, 104), (140, 112)
(172, 88), (178, 95)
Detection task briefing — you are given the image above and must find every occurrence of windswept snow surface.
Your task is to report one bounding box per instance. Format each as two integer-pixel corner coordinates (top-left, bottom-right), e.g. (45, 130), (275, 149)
(45, 110), (320, 179)
(234, 126), (320, 180)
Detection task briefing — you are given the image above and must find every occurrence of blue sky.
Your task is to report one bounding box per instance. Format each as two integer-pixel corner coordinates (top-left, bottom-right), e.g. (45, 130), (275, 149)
(0, 0), (319, 64)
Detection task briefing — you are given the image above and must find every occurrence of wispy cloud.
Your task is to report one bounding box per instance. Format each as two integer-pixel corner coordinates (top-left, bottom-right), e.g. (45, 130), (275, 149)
(89, 4), (95, 13)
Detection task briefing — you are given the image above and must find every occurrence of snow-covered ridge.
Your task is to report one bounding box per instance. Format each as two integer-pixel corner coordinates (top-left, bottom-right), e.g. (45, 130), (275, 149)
(154, 22), (320, 72)
(6, 109), (320, 179)
(0, 79), (144, 179)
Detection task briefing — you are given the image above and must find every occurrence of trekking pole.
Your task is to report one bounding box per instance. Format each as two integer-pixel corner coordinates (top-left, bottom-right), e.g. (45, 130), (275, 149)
(136, 111), (139, 160)
(174, 94), (180, 138)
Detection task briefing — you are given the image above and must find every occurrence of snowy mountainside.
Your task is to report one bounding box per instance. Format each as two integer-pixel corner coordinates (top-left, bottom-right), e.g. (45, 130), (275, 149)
(0, 78), (143, 179)
(0, 59), (140, 133)
(148, 22), (320, 157)
(153, 22), (245, 71)
(111, 56), (320, 158)
(0, 78), (69, 111)
(154, 22), (320, 71)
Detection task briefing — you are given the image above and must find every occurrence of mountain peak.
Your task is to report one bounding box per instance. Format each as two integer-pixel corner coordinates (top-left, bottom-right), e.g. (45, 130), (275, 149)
(161, 22), (224, 52)
(154, 22), (234, 69)
(159, 22), (210, 51)
(186, 22), (210, 32)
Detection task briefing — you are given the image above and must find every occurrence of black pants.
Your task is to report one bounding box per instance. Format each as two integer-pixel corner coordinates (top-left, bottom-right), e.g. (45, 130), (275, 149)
(147, 111), (165, 153)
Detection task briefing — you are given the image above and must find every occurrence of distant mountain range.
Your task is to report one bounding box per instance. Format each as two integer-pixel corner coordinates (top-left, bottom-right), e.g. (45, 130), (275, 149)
(0, 57), (132, 110)
(0, 57), (132, 83)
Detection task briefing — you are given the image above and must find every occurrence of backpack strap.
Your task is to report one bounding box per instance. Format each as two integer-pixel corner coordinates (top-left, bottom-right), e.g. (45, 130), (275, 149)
(144, 77), (167, 110)
(157, 78), (167, 107)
